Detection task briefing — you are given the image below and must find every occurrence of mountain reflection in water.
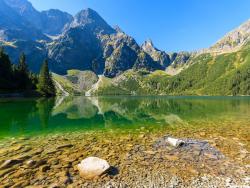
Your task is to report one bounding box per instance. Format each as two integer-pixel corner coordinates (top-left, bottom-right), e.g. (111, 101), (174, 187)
(0, 96), (250, 138)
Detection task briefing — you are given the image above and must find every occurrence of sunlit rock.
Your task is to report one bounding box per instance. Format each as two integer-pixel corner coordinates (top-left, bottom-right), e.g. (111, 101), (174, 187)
(77, 157), (110, 179)
(166, 137), (185, 147)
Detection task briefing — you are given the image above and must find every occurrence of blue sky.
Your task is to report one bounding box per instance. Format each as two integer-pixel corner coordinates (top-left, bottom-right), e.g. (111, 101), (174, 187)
(29, 0), (250, 52)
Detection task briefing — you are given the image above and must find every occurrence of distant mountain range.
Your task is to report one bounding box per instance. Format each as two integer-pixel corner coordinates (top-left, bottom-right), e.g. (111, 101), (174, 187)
(0, 0), (191, 76)
(1, 0), (250, 96)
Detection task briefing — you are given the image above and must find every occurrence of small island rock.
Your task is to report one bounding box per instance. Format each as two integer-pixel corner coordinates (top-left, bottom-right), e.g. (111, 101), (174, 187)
(77, 157), (110, 179)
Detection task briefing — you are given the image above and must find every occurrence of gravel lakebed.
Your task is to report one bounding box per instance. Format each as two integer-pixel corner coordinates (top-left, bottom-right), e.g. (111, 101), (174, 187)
(0, 123), (249, 188)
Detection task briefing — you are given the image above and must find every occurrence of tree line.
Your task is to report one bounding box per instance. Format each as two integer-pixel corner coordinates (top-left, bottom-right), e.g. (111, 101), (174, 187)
(0, 48), (55, 97)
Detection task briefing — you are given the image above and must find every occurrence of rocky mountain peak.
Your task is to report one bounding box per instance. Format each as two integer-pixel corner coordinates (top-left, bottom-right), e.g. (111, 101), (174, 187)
(114, 25), (124, 33)
(4, 0), (35, 13)
(209, 19), (250, 53)
(142, 39), (155, 52)
(3, 0), (40, 21)
(68, 8), (115, 35)
(3, 0), (71, 36)
(142, 39), (171, 68)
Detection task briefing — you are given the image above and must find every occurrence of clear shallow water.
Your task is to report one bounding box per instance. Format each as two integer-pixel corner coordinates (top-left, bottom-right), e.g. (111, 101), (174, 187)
(0, 96), (250, 187)
(0, 96), (250, 139)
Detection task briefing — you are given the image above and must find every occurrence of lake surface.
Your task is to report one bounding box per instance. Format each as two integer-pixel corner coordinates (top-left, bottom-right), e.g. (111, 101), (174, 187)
(0, 96), (250, 139)
(0, 96), (250, 187)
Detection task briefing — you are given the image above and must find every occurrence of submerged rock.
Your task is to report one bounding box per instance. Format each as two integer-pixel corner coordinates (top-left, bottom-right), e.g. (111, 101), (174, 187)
(154, 136), (225, 160)
(57, 144), (74, 149)
(26, 160), (36, 167)
(0, 159), (23, 169)
(166, 137), (185, 147)
(77, 157), (110, 179)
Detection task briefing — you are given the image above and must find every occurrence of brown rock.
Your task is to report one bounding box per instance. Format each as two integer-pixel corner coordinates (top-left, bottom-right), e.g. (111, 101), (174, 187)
(0, 159), (23, 170)
(57, 144), (74, 150)
(40, 165), (50, 172)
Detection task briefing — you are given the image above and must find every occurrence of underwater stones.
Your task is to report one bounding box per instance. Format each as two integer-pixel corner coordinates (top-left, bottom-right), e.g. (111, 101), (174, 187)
(40, 165), (51, 172)
(154, 136), (225, 161)
(26, 160), (36, 167)
(57, 144), (74, 150)
(77, 157), (110, 179)
(0, 159), (23, 169)
(35, 159), (47, 167)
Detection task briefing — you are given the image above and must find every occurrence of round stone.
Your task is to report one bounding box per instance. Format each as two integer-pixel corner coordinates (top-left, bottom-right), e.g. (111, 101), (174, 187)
(77, 157), (110, 179)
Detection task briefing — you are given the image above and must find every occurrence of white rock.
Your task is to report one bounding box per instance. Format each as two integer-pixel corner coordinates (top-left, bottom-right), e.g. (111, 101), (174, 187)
(77, 157), (110, 179)
(167, 137), (185, 147)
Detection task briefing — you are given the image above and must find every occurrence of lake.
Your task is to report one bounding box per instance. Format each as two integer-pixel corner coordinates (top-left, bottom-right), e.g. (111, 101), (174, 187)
(0, 96), (249, 187)
(1, 96), (250, 138)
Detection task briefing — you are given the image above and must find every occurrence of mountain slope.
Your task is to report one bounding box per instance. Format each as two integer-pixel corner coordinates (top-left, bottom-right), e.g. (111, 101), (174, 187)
(0, 0), (48, 41)
(48, 9), (163, 77)
(142, 39), (171, 68)
(89, 42), (250, 96)
(209, 19), (250, 53)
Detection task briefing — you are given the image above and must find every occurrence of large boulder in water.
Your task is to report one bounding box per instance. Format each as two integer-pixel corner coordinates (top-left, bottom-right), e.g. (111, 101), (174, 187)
(77, 157), (110, 179)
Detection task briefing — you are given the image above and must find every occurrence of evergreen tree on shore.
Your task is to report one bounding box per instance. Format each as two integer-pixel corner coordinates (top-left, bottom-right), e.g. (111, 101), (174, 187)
(0, 47), (13, 91)
(15, 53), (31, 90)
(37, 60), (56, 97)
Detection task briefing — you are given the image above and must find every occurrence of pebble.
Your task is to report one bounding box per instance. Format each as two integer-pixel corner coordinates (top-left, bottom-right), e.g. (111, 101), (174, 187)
(26, 160), (36, 167)
(0, 159), (23, 169)
(40, 165), (50, 172)
(57, 144), (74, 150)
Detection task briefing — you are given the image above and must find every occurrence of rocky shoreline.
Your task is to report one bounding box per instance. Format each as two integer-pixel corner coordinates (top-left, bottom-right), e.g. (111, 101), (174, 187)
(0, 126), (249, 188)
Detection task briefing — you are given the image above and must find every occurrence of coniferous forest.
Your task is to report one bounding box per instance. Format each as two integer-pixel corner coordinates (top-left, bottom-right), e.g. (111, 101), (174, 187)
(0, 48), (55, 97)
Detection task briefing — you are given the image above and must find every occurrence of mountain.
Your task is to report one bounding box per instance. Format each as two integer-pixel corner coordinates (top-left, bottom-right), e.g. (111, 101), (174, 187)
(48, 8), (164, 76)
(83, 43), (250, 96)
(0, 0), (250, 96)
(40, 9), (73, 35)
(142, 39), (171, 68)
(0, 0), (189, 77)
(48, 8), (115, 75)
(209, 19), (250, 53)
(0, 0), (48, 41)
(73, 21), (250, 96)
(3, 0), (73, 36)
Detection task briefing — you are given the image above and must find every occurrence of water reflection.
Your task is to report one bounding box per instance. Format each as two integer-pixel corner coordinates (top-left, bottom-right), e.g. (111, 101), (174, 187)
(0, 96), (250, 138)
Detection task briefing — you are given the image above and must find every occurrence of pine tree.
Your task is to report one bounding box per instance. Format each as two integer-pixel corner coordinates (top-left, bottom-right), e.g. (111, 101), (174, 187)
(0, 47), (13, 91)
(37, 59), (56, 97)
(244, 69), (250, 95)
(231, 70), (241, 96)
(18, 53), (28, 74)
(16, 53), (30, 90)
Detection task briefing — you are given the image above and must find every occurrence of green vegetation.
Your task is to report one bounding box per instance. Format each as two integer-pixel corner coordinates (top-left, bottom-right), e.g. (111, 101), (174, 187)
(1, 42), (250, 97)
(37, 60), (56, 97)
(52, 70), (99, 95)
(0, 48), (55, 97)
(0, 48), (37, 94)
(93, 43), (250, 96)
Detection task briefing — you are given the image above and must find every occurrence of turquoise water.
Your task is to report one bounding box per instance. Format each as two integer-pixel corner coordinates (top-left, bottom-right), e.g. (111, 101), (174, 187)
(0, 96), (250, 139)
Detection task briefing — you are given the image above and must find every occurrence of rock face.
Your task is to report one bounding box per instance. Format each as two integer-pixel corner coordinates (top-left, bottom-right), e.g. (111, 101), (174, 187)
(77, 157), (110, 179)
(209, 19), (250, 53)
(142, 39), (171, 68)
(48, 8), (115, 75)
(169, 52), (192, 68)
(0, 0), (48, 41)
(40, 9), (73, 35)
